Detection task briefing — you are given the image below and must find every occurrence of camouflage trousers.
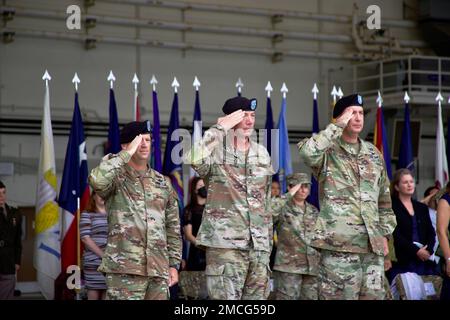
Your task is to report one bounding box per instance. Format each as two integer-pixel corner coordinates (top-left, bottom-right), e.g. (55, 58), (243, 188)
(205, 247), (271, 300)
(273, 271), (318, 300)
(318, 250), (385, 300)
(105, 273), (169, 300)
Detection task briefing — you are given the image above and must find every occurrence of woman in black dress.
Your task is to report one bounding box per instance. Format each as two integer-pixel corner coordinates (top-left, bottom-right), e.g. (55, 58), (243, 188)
(183, 177), (207, 271)
(389, 169), (439, 281)
(437, 182), (450, 300)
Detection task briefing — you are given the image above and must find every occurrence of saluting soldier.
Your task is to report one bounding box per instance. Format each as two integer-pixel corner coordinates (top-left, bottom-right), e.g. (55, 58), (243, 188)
(185, 96), (274, 300)
(0, 181), (22, 300)
(298, 94), (397, 300)
(89, 121), (182, 300)
(271, 173), (320, 300)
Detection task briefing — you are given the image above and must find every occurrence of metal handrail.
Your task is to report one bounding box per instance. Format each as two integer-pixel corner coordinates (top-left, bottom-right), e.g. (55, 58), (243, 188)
(330, 55), (450, 105)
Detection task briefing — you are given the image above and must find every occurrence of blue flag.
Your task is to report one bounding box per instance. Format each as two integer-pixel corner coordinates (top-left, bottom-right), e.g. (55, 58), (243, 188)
(398, 101), (414, 172)
(307, 97), (320, 209)
(106, 88), (120, 155)
(151, 90), (162, 173)
(277, 97), (293, 193)
(163, 92), (184, 208)
(264, 96), (274, 156)
(58, 92), (90, 272)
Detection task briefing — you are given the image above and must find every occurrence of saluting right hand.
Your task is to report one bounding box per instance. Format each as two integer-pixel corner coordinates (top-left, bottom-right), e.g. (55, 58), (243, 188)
(125, 134), (143, 156)
(335, 108), (354, 128)
(288, 183), (302, 196)
(217, 110), (245, 132)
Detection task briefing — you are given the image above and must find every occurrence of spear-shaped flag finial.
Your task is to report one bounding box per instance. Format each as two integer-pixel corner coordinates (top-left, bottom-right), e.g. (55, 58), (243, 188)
(404, 91), (410, 104)
(265, 81), (273, 98)
(312, 83), (319, 100)
(107, 70), (116, 89)
(331, 85), (338, 104)
(150, 75), (158, 92)
(172, 77), (180, 93)
(236, 77), (244, 94)
(132, 73), (139, 91)
(193, 76), (201, 91)
(42, 70), (51, 87)
(281, 82), (288, 99)
(376, 91), (383, 107)
(436, 91), (444, 104)
(337, 87), (344, 99)
(72, 73), (80, 92)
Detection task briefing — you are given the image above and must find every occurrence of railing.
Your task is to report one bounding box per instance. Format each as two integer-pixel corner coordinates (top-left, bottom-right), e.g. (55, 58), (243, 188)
(329, 55), (450, 101)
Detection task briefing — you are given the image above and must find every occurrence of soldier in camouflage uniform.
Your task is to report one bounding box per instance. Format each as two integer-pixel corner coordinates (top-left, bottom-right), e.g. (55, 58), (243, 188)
(89, 121), (182, 300)
(298, 94), (397, 300)
(185, 96), (274, 300)
(271, 173), (320, 300)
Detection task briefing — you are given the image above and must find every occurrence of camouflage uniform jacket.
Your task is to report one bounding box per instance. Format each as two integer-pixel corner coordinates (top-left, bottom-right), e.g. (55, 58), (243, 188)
(89, 150), (182, 278)
(271, 196), (320, 275)
(186, 124), (274, 252)
(298, 123), (396, 256)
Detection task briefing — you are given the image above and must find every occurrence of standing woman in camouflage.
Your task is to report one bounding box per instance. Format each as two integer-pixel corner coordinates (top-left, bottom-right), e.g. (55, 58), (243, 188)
(298, 94), (397, 300)
(89, 121), (182, 300)
(271, 173), (320, 300)
(186, 96), (274, 300)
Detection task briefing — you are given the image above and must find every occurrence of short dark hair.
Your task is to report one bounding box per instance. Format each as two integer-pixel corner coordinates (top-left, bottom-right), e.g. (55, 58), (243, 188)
(424, 186), (439, 198)
(0, 180), (5, 189)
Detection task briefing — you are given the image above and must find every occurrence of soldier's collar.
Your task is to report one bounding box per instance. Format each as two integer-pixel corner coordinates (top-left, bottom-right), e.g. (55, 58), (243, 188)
(338, 137), (371, 156)
(125, 162), (153, 178)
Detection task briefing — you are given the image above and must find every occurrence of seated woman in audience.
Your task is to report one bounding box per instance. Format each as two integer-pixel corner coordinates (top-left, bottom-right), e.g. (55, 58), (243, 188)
(390, 169), (439, 278)
(437, 182), (450, 300)
(80, 190), (108, 300)
(183, 177), (206, 271)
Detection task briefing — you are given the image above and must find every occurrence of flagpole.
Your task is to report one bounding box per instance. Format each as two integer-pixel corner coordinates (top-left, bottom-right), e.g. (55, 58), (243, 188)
(76, 196), (81, 299)
(133, 73), (139, 121)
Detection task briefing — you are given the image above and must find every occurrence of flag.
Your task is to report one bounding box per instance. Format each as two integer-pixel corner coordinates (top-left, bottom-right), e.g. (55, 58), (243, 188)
(435, 99), (448, 188)
(307, 97), (320, 209)
(106, 88), (120, 155)
(151, 89), (162, 173)
(447, 116), (450, 174)
(134, 91), (141, 121)
(398, 101), (414, 172)
(264, 96), (274, 156)
(163, 92), (184, 207)
(374, 104), (393, 180)
(277, 97), (293, 193)
(58, 93), (90, 274)
(34, 80), (60, 299)
(190, 90), (202, 179)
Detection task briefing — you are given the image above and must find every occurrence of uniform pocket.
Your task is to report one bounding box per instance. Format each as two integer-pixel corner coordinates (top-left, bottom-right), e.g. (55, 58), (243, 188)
(205, 264), (225, 299)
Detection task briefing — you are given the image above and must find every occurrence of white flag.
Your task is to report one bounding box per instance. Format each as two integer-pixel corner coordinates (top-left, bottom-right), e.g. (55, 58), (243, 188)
(436, 100), (448, 188)
(34, 79), (61, 299)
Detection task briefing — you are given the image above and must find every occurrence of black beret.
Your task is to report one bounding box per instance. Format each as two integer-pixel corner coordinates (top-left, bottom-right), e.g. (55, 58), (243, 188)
(0, 181), (5, 189)
(333, 94), (363, 119)
(222, 96), (257, 115)
(120, 120), (152, 144)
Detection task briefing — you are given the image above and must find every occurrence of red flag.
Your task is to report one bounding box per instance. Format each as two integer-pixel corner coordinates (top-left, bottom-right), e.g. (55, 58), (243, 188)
(134, 92), (141, 121)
